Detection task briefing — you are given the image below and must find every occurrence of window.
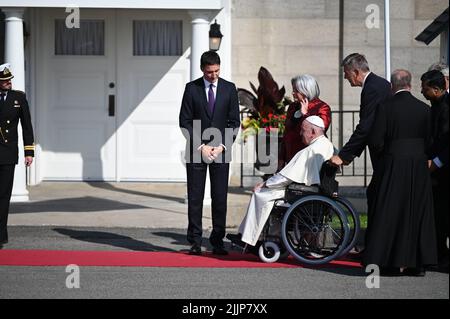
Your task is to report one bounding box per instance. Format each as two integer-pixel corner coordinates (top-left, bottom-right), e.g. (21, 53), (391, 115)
(133, 20), (182, 56)
(55, 19), (105, 55)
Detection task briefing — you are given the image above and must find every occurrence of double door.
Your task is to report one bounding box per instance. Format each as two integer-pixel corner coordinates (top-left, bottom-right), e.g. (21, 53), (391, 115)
(36, 8), (190, 181)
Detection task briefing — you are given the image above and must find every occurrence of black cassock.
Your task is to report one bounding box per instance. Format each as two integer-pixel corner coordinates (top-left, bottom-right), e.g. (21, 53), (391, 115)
(364, 91), (437, 268)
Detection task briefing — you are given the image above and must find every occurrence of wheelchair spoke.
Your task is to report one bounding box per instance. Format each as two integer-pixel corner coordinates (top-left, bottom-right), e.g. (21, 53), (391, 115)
(283, 198), (348, 263)
(296, 205), (315, 227)
(326, 224), (343, 244)
(291, 213), (314, 232)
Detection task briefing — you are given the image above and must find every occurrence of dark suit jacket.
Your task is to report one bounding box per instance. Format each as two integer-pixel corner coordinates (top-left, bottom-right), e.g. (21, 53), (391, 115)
(429, 92), (449, 167)
(339, 72), (391, 171)
(179, 77), (240, 163)
(0, 90), (35, 165)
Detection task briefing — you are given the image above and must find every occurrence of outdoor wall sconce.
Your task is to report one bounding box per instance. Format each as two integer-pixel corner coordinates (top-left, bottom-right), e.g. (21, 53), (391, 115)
(209, 19), (223, 51)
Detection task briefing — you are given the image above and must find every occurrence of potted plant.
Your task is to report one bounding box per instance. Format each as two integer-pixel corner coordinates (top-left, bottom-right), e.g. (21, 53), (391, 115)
(238, 67), (292, 175)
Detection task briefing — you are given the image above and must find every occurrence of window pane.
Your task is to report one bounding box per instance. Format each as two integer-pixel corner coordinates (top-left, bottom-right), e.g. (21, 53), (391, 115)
(55, 19), (105, 55)
(133, 20), (182, 56)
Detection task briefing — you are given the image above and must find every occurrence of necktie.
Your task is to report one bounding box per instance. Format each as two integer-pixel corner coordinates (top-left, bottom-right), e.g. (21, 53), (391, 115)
(208, 84), (215, 114)
(0, 92), (5, 103)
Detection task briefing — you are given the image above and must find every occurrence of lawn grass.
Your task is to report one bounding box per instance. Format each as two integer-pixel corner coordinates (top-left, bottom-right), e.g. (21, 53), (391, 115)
(359, 213), (367, 229)
(330, 212), (367, 230)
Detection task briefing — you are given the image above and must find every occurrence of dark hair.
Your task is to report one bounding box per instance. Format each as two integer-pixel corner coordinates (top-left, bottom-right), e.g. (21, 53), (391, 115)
(341, 53), (370, 72)
(200, 51), (221, 69)
(421, 70), (446, 91)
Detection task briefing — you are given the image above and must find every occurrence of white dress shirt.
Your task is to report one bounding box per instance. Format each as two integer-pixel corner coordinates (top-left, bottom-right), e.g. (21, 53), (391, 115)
(362, 71), (372, 90)
(203, 78), (218, 103)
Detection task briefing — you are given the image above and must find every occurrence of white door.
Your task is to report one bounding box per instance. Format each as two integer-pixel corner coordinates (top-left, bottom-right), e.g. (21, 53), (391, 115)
(116, 10), (189, 181)
(37, 9), (189, 181)
(37, 9), (117, 181)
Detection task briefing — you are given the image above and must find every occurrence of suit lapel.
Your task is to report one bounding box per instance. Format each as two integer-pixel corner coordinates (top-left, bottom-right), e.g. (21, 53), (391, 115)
(213, 78), (225, 119)
(196, 77), (227, 119)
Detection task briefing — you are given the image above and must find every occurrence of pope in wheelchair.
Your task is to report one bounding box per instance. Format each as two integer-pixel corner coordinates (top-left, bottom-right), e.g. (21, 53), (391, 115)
(228, 116), (359, 264)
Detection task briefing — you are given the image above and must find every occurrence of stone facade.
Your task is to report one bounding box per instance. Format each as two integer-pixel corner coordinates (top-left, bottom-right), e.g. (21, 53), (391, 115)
(232, 0), (446, 108)
(231, 0), (447, 184)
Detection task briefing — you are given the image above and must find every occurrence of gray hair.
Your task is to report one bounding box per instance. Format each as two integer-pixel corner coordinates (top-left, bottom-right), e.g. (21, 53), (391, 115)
(428, 62), (449, 77)
(391, 69), (412, 91)
(341, 53), (370, 72)
(291, 74), (320, 100)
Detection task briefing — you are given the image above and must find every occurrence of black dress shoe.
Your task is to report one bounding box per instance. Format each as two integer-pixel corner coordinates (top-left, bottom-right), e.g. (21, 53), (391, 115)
(212, 246), (228, 256)
(402, 267), (426, 277)
(226, 233), (246, 248)
(379, 267), (401, 276)
(189, 244), (202, 255)
(226, 233), (241, 242)
(437, 256), (449, 272)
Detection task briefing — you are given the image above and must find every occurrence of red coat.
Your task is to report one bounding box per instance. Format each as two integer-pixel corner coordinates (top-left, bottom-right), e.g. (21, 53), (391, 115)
(280, 98), (331, 165)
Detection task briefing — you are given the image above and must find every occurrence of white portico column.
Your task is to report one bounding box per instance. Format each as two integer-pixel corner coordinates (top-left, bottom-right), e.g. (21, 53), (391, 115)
(189, 11), (211, 80)
(3, 8), (29, 202)
(189, 11), (212, 205)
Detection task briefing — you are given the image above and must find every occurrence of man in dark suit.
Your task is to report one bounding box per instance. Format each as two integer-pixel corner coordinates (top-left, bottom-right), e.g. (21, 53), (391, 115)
(421, 70), (449, 271)
(0, 63), (35, 249)
(179, 51), (240, 255)
(329, 53), (391, 251)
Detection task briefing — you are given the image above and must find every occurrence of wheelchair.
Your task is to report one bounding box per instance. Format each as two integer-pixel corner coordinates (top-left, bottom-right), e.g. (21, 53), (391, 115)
(246, 162), (360, 265)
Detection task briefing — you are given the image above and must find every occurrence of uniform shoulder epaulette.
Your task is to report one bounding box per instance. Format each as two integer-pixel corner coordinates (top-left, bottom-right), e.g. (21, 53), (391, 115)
(11, 90), (27, 99)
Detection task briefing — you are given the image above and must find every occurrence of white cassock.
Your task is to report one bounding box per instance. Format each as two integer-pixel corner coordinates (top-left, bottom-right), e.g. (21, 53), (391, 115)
(239, 135), (335, 246)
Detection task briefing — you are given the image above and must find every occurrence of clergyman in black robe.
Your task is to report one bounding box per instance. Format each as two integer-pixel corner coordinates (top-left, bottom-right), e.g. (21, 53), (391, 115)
(364, 69), (437, 276)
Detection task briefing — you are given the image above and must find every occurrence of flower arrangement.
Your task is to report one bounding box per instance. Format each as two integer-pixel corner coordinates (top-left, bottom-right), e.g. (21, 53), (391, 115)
(238, 67), (292, 140)
(241, 113), (287, 137)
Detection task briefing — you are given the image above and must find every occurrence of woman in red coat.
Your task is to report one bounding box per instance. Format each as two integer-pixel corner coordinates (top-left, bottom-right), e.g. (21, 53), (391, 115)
(279, 74), (331, 169)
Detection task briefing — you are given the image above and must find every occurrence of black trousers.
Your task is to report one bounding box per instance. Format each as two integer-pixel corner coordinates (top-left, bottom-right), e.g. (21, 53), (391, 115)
(0, 164), (15, 243)
(433, 174), (449, 263)
(364, 173), (378, 249)
(186, 162), (229, 247)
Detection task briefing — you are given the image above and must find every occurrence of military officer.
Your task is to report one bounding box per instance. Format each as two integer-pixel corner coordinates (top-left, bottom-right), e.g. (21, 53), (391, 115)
(0, 63), (35, 249)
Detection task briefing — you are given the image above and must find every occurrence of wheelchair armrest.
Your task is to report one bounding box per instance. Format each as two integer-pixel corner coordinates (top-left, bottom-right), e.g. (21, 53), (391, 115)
(285, 183), (320, 204)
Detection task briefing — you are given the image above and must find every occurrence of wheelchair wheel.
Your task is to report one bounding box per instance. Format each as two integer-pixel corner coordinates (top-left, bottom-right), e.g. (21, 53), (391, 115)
(334, 196), (361, 257)
(258, 241), (281, 263)
(281, 195), (350, 265)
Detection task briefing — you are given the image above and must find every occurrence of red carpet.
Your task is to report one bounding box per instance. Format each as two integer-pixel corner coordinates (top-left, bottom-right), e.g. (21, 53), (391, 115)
(0, 249), (361, 268)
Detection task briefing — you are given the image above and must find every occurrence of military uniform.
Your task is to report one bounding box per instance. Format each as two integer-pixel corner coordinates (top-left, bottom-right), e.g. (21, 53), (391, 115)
(0, 64), (34, 245)
(0, 90), (35, 164)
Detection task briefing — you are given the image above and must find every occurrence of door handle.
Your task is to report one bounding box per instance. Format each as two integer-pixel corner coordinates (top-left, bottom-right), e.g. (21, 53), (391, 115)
(108, 95), (115, 117)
